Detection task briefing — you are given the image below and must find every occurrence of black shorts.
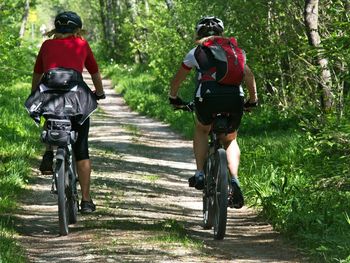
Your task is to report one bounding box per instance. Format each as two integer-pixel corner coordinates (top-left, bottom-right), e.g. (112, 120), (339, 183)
(71, 117), (90, 161)
(194, 84), (244, 133)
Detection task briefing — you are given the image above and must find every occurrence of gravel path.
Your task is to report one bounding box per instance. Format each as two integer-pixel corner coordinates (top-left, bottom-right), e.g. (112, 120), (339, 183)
(15, 73), (306, 262)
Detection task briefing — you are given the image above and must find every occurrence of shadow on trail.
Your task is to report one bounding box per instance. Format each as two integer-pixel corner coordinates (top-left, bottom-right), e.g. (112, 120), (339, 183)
(14, 74), (304, 263)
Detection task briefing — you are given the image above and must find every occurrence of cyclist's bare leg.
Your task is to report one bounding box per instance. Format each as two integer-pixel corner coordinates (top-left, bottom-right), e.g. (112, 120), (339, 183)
(220, 131), (240, 178)
(193, 119), (211, 171)
(76, 159), (92, 201)
(221, 132), (244, 208)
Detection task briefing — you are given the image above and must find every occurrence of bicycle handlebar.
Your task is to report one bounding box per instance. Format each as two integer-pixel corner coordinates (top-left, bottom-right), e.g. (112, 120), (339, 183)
(173, 100), (257, 113)
(173, 101), (194, 112)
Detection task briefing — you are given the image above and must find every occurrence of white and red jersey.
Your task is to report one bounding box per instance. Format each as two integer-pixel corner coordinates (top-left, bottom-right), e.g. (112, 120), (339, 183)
(182, 48), (199, 70)
(181, 46), (244, 98)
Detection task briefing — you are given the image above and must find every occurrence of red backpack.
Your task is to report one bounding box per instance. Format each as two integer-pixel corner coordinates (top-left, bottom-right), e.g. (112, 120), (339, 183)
(194, 36), (245, 86)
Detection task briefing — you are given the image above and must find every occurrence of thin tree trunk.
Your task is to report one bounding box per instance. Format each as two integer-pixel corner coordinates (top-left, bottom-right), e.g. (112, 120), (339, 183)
(19, 0), (30, 38)
(304, 0), (333, 111)
(99, 0), (110, 43)
(144, 0), (149, 14)
(345, 0), (350, 12)
(165, 0), (173, 10)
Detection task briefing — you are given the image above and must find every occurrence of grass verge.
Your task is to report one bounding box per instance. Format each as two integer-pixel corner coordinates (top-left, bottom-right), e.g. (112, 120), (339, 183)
(0, 82), (41, 263)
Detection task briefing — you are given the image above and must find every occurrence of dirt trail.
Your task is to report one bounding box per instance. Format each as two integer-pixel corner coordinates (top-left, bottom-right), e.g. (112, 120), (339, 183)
(15, 73), (306, 262)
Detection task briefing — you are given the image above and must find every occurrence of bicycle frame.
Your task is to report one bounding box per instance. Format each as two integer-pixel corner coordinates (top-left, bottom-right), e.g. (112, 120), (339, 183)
(177, 103), (232, 240)
(203, 113), (232, 240)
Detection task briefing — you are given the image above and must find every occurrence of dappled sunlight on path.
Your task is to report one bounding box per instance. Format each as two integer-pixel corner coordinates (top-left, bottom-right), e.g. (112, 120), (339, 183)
(15, 72), (305, 262)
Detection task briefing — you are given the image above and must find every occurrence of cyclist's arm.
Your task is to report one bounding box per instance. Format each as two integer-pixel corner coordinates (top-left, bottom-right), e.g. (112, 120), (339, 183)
(91, 71), (105, 96)
(31, 72), (43, 92)
(243, 65), (258, 102)
(169, 66), (191, 98)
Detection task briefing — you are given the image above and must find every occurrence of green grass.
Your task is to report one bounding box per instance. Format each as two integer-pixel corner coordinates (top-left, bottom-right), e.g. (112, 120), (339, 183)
(146, 219), (203, 248)
(0, 82), (41, 263)
(103, 64), (350, 263)
(0, 227), (27, 263)
(142, 174), (160, 183)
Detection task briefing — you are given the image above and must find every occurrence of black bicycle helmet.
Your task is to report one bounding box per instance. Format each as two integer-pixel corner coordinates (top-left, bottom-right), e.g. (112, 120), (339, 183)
(195, 16), (224, 39)
(54, 11), (82, 34)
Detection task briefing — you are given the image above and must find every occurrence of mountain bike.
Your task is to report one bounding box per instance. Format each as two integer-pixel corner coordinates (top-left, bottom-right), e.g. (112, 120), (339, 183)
(179, 103), (232, 240)
(41, 118), (79, 236)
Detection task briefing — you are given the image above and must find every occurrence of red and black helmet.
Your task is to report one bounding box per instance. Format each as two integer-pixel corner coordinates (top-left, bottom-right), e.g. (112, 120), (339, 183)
(195, 16), (224, 38)
(54, 11), (82, 34)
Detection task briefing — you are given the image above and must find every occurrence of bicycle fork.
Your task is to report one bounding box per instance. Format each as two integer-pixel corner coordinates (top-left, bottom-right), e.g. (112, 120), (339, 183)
(50, 147), (65, 195)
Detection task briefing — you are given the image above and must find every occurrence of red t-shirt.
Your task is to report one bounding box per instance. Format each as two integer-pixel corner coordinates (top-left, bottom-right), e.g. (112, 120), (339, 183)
(33, 36), (99, 75)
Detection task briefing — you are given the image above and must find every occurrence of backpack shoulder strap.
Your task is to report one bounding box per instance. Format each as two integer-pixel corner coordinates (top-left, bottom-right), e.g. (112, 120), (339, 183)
(228, 37), (238, 47)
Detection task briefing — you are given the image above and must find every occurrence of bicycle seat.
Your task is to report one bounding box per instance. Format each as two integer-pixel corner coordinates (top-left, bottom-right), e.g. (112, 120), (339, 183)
(212, 113), (230, 134)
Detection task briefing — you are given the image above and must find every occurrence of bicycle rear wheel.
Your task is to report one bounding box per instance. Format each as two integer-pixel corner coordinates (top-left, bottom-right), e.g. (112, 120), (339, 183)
(213, 148), (229, 240)
(203, 157), (214, 229)
(56, 149), (69, 236)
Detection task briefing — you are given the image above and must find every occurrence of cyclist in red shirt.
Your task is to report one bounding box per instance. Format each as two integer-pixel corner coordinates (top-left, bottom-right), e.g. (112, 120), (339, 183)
(31, 11), (105, 213)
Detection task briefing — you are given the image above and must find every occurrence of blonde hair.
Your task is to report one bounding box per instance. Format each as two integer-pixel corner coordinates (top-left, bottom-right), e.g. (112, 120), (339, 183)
(45, 28), (87, 39)
(195, 35), (225, 45)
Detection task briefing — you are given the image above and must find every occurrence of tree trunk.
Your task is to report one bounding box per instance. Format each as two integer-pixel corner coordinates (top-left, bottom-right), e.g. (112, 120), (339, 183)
(345, 0), (350, 12)
(99, 0), (108, 41)
(19, 0), (30, 38)
(144, 0), (150, 14)
(165, 0), (173, 10)
(304, 0), (333, 111)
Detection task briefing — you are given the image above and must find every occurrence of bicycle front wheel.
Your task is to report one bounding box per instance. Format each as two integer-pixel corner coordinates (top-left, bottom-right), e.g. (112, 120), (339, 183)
(213, 148), (229, 240)
(56, 150), (69, 236)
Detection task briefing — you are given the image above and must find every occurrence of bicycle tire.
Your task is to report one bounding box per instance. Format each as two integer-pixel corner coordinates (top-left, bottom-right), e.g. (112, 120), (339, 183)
(213, 148), (229, 240)
(56, 150), (69, 236)
(203, 156), (214, 229)
(67, 151), (78, 224)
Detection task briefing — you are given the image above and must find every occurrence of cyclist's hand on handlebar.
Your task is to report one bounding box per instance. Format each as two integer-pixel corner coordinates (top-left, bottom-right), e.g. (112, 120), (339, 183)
(94, 90), (106, 100)
(244, 99), (258, 112)
(169, 95), (194, 111)
(169, 96), (187, 108)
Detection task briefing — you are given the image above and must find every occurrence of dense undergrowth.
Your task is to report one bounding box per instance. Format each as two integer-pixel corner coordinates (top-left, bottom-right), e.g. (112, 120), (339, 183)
(0, 81), (41, 263)
(103, 64), (350, 263)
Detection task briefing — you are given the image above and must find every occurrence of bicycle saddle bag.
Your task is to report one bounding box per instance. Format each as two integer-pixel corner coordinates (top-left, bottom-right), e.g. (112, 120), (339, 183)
(212, 115), (229, 134)
(41, 119), (77, 146)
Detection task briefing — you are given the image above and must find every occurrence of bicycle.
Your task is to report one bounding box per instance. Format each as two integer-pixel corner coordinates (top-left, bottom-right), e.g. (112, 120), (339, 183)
(178, 102), (233, 240)
(41, 117), (79, 236)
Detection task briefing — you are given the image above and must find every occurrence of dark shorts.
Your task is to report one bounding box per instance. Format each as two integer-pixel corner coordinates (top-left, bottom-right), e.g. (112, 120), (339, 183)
(194, 84), (244, 133)
(71, 117), (90, 161)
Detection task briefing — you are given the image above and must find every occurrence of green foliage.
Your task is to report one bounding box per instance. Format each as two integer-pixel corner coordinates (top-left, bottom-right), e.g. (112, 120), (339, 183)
(239, 109), (350, 262)
(0, 2), (35, 85)
(0, 82), (40, 263)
